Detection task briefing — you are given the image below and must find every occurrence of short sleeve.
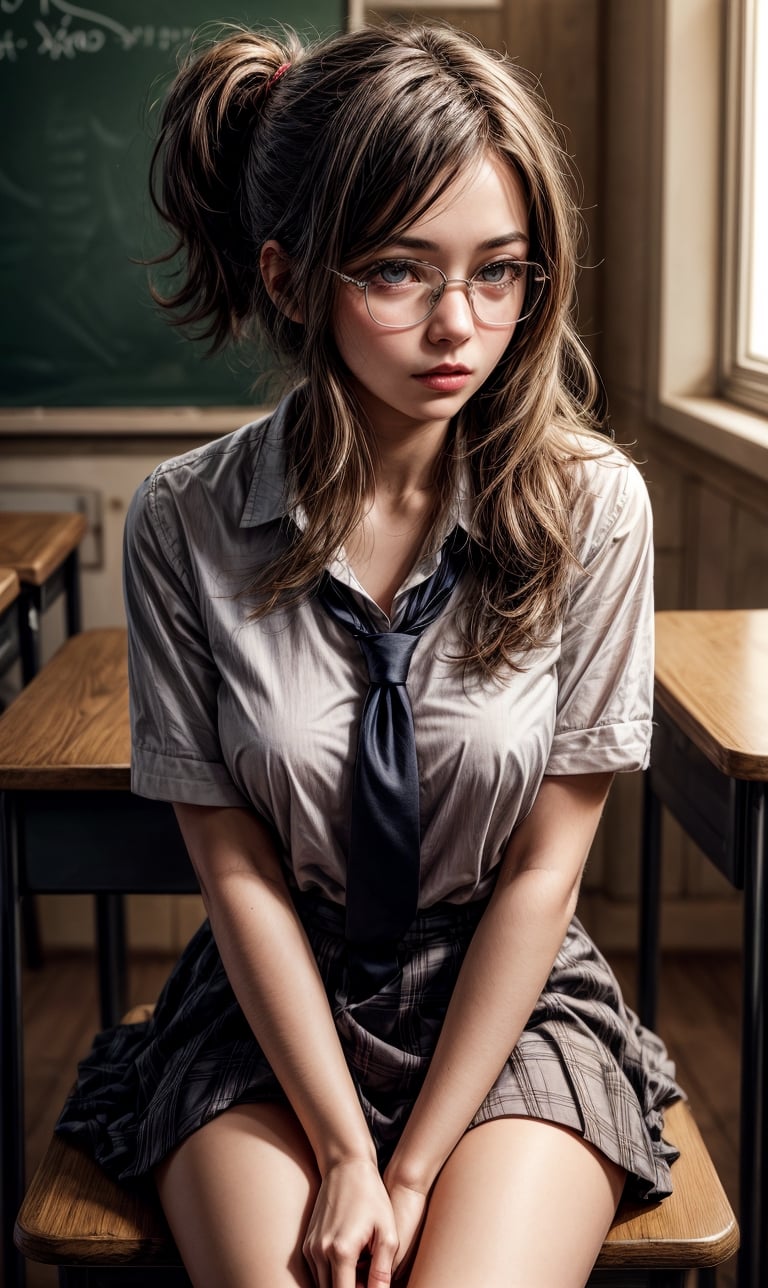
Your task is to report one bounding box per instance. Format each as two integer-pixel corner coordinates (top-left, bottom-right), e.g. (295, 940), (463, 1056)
(123, 474), (247, 806)
(545, 455), (654, 775)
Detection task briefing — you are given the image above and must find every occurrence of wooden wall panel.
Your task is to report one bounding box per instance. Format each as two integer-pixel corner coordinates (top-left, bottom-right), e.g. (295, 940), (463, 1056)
(500, 0), (602, 358)
(690, 484), (734, 608)
(601, 3), (653, 403)
(645, 457), (686, 610)
(732, 506), (768, 607)
(365, 6), (503, 48)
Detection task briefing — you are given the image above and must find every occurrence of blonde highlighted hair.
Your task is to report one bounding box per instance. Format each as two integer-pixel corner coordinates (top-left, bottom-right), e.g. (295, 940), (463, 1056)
(150, 22), (612, 675)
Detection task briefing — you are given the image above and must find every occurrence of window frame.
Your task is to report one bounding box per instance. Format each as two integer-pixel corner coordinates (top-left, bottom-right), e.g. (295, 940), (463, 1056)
(647, 0), (768, 483)
(721, 0), (768, 417)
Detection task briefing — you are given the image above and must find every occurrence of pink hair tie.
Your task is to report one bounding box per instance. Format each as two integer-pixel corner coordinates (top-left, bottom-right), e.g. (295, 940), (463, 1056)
(268, 62), (291, 91)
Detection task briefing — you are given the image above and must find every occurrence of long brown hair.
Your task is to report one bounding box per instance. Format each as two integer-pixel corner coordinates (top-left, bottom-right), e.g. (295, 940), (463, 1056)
(149, 23), (612, 675)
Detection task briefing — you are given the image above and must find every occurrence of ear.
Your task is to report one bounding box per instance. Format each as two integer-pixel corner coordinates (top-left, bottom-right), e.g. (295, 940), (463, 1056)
(260, 240), (303, 323)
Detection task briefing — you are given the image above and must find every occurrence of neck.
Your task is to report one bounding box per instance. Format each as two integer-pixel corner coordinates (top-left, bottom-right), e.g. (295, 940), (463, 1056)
(370, 419), (453, 503)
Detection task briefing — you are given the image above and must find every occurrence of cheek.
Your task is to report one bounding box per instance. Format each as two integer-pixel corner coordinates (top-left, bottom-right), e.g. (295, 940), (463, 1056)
(334, 309), (407, 376)
(483, 328), (516, 372)
(333, 305), (377, 371)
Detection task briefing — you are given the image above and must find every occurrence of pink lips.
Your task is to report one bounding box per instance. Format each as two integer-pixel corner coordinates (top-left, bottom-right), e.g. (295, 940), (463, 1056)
(413, 364), (472, 392)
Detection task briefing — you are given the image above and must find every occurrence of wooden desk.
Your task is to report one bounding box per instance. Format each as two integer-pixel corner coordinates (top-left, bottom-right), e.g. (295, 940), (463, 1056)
(0, 567), (20, 614)
(0, 567), (21, 679)
(0, 511), (97, 974)
(639, 610), (768, 1288)
(0, 629), (193, 1288)
(0, 511), (87, 684)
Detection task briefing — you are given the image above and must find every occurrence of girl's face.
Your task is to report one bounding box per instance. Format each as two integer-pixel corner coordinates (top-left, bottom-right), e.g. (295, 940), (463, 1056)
(332, 152), (531, 445)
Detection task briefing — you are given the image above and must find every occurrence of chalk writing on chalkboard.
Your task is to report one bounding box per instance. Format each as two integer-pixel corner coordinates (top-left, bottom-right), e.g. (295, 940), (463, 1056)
(1, 0), (342, 411)
(0, 1), (194, 62)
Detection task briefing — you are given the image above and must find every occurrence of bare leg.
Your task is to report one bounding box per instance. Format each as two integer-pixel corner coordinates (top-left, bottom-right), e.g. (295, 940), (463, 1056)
(406, 1117), (626, 1288)
(155, 1101), (320, 1288)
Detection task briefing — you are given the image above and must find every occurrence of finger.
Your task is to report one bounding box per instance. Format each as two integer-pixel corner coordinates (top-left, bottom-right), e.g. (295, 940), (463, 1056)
(367, 1232), (396, 1287)
(302, 1242), (326, 1288)
(326, 1234), (366, 1288)
(367, 1263), (393, 1286)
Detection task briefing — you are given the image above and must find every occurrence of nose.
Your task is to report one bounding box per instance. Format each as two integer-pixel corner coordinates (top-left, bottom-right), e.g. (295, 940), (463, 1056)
(426, 279), (475, 343)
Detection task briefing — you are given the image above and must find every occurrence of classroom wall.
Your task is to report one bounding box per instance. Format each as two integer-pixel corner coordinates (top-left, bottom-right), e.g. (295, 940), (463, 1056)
(3, 0), (755, 951)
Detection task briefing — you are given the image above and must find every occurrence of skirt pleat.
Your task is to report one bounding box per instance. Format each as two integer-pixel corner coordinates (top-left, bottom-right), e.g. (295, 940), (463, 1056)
(56, 895), (683, 1201)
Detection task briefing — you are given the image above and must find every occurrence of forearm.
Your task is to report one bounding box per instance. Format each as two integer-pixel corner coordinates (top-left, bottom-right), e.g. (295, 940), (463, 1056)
(386, 771), (612, 1192)
(387, 867), (577, 1188)
(174, 803), (375, 1176)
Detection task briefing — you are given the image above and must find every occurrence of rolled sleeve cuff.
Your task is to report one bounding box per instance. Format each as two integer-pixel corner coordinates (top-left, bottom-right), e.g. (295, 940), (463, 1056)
(131, 747), (249, 806)
(546, 719), (652, 775)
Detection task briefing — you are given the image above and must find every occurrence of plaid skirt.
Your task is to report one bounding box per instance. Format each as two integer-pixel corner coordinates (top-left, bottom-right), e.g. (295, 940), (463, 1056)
(55, 894), (683, 1202)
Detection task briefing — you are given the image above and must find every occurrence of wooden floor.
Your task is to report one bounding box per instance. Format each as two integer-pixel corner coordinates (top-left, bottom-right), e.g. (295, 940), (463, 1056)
(20, 947), (741, 1287)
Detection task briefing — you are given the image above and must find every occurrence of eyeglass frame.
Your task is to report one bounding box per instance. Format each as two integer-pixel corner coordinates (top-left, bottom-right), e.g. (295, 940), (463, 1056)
(326, 258), (548, 330)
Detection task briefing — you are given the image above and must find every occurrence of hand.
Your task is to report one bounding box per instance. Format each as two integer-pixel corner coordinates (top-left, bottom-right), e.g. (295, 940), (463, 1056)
(383, 1173), (429, 1281)
(303, 1157), (399, 1288)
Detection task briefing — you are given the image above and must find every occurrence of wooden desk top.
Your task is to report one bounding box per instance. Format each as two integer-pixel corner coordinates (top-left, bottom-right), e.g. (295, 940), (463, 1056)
(0, 628), (130, 790)
(655, 610), (768, 780)
(0, 511), (88, 586)
(0, 567), (20, 615)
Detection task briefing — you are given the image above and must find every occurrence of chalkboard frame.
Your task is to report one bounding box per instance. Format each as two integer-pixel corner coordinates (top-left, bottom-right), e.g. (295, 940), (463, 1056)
(0, 404), (267, 436)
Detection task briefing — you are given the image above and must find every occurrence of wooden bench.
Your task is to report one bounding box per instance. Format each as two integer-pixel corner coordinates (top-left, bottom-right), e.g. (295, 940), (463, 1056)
(15, 1009), (738, 1288)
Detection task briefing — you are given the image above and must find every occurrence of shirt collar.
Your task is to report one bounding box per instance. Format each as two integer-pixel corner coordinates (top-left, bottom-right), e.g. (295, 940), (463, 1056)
(239, 389), (476, 539)
(239, 391), (297, 529)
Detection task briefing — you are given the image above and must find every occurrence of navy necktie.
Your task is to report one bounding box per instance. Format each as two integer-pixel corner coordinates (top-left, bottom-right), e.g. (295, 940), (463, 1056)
(317, 526), (468, 997)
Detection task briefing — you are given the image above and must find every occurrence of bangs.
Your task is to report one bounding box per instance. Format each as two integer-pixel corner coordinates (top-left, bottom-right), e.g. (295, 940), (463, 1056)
(319, 62), (492, 263)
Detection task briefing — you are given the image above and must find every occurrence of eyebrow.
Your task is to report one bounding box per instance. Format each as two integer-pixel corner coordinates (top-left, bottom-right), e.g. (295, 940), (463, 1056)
(388, 232), (530, 252)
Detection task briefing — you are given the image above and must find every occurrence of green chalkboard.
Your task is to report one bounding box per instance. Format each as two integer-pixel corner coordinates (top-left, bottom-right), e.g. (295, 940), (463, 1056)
(0, 1), (343, 410)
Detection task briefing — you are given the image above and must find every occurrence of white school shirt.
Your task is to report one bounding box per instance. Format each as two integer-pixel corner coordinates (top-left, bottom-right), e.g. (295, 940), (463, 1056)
(124, 390), (654, 908)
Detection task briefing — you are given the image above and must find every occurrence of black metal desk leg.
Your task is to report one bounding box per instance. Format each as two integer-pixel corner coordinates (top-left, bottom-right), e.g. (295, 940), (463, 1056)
(67, 549), (131, 1023)
(96, 893), (127, 1029)
(63, 548), (82, 637)
(1, 794), (27, 1288)
(738, 783), (766, 1288)
(638, 771), (663, 1029)
(15, 595), (44, 970)
(21, 893), (43, 969)
(17, 594), (40, 688)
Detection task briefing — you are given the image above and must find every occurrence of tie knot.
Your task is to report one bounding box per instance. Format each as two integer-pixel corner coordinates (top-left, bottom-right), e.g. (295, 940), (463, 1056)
(358, 632), (419, 685)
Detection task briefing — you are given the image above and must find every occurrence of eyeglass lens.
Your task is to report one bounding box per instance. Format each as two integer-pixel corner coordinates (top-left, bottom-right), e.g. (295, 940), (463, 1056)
(363, 261), (545, 327)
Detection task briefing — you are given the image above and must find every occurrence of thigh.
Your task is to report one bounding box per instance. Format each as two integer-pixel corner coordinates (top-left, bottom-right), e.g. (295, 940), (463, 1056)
(155, 1101), (320, 1288)
(406, 1116), (625, 1288)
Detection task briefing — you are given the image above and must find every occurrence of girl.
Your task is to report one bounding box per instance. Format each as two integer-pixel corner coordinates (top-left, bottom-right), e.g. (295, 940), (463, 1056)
(57, 22), (682, 1288)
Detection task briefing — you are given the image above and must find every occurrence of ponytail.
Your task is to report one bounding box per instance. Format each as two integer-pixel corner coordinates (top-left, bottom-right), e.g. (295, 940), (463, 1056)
(148, 29), (301, 350)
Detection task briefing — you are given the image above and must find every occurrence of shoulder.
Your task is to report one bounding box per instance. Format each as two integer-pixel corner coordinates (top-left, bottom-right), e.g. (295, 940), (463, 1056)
(122, 404), (291, 605)
(560, 435), (652, 566)
(125, 394), (295, 566)
(140, 412), (276, 521)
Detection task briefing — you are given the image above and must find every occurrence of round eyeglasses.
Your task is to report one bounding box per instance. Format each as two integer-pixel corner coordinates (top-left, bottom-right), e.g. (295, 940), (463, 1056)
(327, 258), (547, 329)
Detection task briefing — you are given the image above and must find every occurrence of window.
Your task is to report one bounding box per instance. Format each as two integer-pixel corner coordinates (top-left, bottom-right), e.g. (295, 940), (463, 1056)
(722, 0), (768, 415)
(649, 0), (768, 481)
